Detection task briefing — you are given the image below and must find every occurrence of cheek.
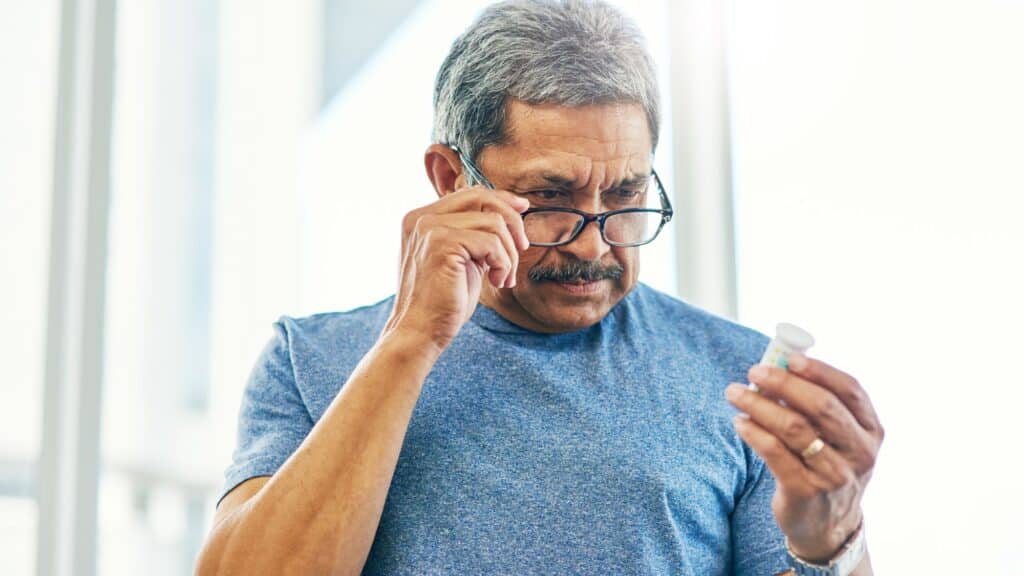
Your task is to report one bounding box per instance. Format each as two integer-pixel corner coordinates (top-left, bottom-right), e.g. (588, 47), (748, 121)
(611, 247), (639, 282)
(515, 247), (548, 280)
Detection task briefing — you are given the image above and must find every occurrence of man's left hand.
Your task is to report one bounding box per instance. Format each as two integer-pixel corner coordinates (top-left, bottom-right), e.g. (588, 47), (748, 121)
(725, 354), (884, 562)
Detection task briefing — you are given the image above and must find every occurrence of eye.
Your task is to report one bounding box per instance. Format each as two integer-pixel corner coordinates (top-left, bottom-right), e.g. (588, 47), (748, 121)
(608, 189), (643, 202)
(530, 189), (570, 201)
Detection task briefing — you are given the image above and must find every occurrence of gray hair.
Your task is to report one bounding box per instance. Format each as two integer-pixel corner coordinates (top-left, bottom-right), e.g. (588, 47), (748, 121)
(432, 0), (660, 172)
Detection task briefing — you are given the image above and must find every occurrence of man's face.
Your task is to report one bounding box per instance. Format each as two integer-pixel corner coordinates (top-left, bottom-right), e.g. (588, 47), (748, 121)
(471, 100), (654, 333)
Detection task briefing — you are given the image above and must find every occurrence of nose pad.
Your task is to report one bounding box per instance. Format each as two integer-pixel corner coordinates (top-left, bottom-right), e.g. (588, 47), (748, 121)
(558, 217), (610, 261)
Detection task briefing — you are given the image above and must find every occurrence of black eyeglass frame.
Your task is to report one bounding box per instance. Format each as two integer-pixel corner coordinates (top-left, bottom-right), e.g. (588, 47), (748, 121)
(450, 145), (674, 248)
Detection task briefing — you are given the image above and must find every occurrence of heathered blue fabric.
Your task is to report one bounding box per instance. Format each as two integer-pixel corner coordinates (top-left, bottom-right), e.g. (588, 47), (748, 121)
(221, 283), (790, 575)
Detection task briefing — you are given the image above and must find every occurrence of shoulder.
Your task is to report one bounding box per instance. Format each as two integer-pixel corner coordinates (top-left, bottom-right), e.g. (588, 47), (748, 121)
(271, 296), (395, 419)
(277, 295), (395, 354)
(623, 283), (769, 368)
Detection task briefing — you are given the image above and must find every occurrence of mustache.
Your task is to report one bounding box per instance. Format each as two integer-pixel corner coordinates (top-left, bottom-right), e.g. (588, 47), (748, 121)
(528, 260), (624, 283)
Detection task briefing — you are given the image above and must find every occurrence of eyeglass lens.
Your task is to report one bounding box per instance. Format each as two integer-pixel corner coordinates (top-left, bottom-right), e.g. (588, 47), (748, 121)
(522, 210), (662, 246)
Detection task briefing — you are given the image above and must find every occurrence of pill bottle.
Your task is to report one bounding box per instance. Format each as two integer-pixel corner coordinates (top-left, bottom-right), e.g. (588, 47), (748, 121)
(749, 323), (815, 392)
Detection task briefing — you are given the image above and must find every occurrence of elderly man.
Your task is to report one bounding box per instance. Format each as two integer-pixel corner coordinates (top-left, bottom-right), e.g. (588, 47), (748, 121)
(197, 1), (882, 574)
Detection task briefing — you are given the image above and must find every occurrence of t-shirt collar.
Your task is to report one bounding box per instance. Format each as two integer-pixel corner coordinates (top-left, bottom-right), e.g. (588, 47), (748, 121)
(468, 292), (632, 337)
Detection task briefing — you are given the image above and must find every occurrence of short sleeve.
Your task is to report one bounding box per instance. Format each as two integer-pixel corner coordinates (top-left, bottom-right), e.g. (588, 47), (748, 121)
(731, 452), (791, 575)
(217, 320), (315, 507)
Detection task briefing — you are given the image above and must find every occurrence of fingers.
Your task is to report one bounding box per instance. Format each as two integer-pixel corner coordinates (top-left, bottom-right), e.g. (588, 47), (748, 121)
(428, 227), (514, 288)
(732, 415), (819, 496)
(726, 384), (851, 487)
(787, 354), (883, 436)
(439, 186), (531, 250)
(745, 366), (868, 453)
(422, 212), (521, 287)
(403, 187), (532, 289)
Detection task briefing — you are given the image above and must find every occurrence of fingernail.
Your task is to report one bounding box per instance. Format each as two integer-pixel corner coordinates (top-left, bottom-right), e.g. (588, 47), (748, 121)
(725, 383), (744, 401)
(788, 353), (807, 370)
(749, 365), (769, 381)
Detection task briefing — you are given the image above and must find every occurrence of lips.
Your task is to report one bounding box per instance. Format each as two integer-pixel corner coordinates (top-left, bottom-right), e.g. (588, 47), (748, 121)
(555, 279), (603, 295)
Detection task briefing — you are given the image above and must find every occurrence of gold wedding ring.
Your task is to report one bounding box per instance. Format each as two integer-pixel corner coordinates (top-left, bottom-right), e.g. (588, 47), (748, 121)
(800, 437), (826, 460)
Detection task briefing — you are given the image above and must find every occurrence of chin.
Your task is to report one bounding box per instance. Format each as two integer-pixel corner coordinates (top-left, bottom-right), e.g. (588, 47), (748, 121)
(535, 308), (605, 332)
(521, 279), (631, 332)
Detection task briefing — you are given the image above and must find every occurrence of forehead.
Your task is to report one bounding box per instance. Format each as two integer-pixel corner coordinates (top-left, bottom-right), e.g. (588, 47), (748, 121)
(481, 99), (653, 184)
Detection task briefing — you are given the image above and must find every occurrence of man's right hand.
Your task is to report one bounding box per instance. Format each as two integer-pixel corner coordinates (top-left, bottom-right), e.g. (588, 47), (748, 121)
(197, 186), (530, 575)
(383, 186), (531, 350)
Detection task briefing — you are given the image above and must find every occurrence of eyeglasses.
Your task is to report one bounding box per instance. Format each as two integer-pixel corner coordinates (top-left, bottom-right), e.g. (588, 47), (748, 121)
(450, 146), (674, 248)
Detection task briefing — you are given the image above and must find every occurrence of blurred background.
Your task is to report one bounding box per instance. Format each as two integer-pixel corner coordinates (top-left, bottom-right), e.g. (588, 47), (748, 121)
(2, 0), (1022, 574)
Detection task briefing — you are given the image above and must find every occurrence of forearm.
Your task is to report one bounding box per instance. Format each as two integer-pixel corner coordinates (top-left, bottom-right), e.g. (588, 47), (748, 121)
(200, 330), (441, 575)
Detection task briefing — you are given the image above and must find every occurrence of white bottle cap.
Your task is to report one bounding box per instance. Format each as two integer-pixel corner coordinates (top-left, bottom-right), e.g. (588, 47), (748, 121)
(775, 322), (815, 352)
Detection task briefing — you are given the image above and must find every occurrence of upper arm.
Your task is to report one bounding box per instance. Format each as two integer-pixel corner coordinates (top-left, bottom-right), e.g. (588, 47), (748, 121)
(216, 320), (315, 505)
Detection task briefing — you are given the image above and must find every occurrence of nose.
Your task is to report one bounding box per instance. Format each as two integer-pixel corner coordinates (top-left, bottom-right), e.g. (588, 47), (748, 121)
(557, 217), (610, 262)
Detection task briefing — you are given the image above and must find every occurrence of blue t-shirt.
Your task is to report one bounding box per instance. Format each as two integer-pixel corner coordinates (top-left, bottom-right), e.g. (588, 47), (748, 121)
(221, 283), (790, 575)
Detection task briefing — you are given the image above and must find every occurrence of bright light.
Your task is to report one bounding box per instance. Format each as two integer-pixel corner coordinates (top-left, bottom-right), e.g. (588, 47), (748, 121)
(729, 1), (1024, 572)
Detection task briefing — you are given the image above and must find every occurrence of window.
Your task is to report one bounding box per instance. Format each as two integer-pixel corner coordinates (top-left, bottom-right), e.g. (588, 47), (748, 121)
(101, 1), (222, 572)
(0, 1), (59, 574)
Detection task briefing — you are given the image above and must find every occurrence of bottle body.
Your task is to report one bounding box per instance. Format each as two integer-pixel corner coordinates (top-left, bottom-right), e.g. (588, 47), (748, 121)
(750, 322), (815, 392)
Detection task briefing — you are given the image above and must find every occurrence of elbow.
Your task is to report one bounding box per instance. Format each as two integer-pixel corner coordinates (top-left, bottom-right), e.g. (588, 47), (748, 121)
(193, 518), (241, 576)
(193, 537), (224, 576)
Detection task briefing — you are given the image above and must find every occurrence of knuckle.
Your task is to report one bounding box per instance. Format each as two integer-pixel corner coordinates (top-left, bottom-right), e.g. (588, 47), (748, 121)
(844, 388), (868, 413)
(487, 211), (505, 228)
(848, 440), (878, 473)
(489, 232), (505, 251)
(782, 416), (811, 440)
(814, 396), (843, 422)
(863, 449), (877, 471)
(763, 436), (789, 459)
(403, 210), (422, 234)
(413, 213), (437, 234)
(491, 239), (510, 265)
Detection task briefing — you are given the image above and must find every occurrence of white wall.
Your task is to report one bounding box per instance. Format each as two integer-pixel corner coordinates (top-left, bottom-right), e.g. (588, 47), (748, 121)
(728, 0), (1024, 572)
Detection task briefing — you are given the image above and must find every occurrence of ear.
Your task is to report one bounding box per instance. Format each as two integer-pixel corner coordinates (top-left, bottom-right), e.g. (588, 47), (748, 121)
(424, 144), (466, 199)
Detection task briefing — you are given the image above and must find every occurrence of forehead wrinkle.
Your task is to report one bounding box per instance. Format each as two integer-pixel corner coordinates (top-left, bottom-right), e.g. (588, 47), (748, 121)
(509, 150), (650, 193)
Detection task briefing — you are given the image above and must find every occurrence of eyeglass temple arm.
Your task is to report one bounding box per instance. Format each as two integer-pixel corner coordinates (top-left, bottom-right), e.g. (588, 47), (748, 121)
(449, 145), (496, 190)
(652, 169), (673, 220)
(454, 144), (672, 222)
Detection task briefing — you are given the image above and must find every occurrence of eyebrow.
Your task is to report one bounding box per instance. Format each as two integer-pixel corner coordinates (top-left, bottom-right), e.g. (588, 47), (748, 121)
(514, 172), (651, 191)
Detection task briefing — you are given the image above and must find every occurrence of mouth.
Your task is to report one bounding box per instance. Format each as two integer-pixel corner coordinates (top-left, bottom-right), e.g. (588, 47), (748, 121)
(553, 279), (604, 295)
